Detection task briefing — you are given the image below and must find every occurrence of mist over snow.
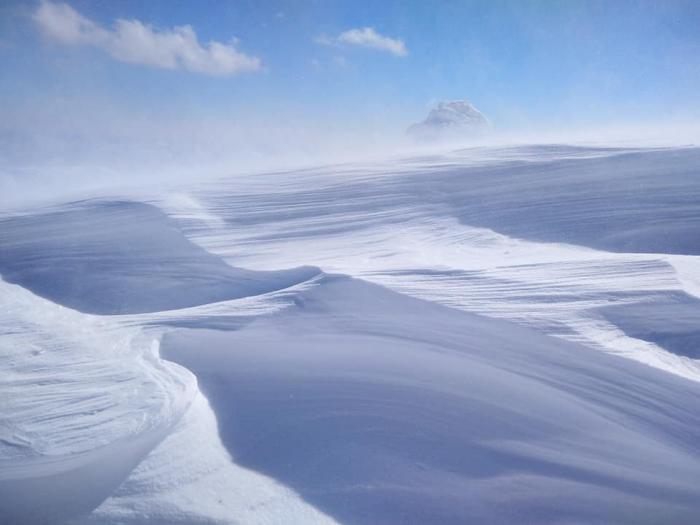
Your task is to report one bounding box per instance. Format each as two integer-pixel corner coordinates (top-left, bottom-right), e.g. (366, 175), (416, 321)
(2, 1), (700, 524)
(1, 95), (697, 211)
(0, 101), (410, 208)
(3, 144), (700, 524)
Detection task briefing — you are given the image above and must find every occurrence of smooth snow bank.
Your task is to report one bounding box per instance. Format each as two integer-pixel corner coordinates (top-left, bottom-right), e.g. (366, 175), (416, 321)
(163, 275), (700, 524)
(0, 200), (319, 314)
(74, 392), (337, 525)
(423, 146), (700, 255)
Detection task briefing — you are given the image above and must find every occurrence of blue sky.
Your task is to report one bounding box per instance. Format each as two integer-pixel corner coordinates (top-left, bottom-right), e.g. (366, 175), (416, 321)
(1, 0), (699, 167)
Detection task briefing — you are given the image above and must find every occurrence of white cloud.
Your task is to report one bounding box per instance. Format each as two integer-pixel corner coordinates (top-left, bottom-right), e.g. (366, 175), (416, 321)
(33, 1), (261, 76)
(318, 27), (407, 57)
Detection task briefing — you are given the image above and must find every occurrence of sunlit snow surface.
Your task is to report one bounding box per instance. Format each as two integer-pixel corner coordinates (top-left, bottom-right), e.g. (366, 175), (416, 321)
(2, 144), (700, 524)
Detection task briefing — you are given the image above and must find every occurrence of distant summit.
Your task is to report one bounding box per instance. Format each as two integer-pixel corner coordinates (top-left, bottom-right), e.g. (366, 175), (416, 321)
(407, 100), (490, 141)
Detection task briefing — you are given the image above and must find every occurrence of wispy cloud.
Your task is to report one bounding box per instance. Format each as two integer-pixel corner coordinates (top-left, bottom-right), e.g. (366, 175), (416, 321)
(317, 27), (407, 57)
(33, 1), (261, 76)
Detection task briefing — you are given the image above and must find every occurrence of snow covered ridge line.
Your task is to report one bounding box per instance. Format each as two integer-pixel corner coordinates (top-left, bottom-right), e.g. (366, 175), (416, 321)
(1, 143), (699, 523)
(167, 143), (700, 256)
(0, 199), (321, 315)
(0, 197), (331, 523)
(0, 267), (333, 524)
(159, 275), (700, 524)
(157, 144), (700, 382)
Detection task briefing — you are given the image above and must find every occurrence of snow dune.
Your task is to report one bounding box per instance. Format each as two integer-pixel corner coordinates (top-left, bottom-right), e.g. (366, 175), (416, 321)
(1, 143), (700, 523)
(0, 200), (319, 314)
(160, 144), (700, 378)
(0, 199), (322, 523)
(164, 275), (700, 524)
(438, 146), (700, 255)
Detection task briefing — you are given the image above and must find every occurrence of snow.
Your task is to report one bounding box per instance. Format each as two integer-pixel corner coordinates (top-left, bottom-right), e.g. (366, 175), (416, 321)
(162, 275), (700, 524)
(0, 280), (196, 523)
(75, 392), (337, 525)
(0, 200), (319, 314)
(2, 143), (700, 523)
(407, 100), (490, 141)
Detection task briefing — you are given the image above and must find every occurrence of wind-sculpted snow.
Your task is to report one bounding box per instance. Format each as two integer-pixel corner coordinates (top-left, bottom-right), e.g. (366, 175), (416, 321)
(599, 292), (700, 359)
(167, 145), (700, 255)
(0, 280), (196, 523)
(160, 144), (700, 378)
(434, 147), (700, 255)
(0, 199), (319, 314)
(2, 144), (700, 523)
(0, 199), (324, 523)
(163, 275), (700, 524)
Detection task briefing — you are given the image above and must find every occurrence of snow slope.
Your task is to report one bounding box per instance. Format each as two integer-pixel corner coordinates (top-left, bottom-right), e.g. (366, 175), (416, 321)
(0, 200), (319, 314)
(1, 143), (700, 523)
(164, 275), (700, 524)
(0, 279), (196, 523)
(160, 144), (700, 378)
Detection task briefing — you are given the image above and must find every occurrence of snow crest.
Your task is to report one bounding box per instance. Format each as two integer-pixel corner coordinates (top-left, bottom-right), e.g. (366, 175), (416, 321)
(2, 144), (700, 523)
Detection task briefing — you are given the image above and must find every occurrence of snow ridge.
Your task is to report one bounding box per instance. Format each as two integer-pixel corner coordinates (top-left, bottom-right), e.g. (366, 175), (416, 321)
(2, 143), (700, 523)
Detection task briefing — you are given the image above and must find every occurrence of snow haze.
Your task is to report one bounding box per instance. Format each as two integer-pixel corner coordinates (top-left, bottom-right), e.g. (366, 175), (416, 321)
(2, 2), (700, 524)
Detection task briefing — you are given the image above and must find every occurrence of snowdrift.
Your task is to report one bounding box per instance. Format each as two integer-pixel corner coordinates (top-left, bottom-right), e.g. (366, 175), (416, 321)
(0, 200), (319, 314)
(164, 275), (700, 524)
(2, 143), (700, 524)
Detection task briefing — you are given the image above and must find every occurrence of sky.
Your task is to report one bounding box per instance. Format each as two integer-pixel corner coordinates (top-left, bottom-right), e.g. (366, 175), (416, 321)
(1, 0), (699, 188)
